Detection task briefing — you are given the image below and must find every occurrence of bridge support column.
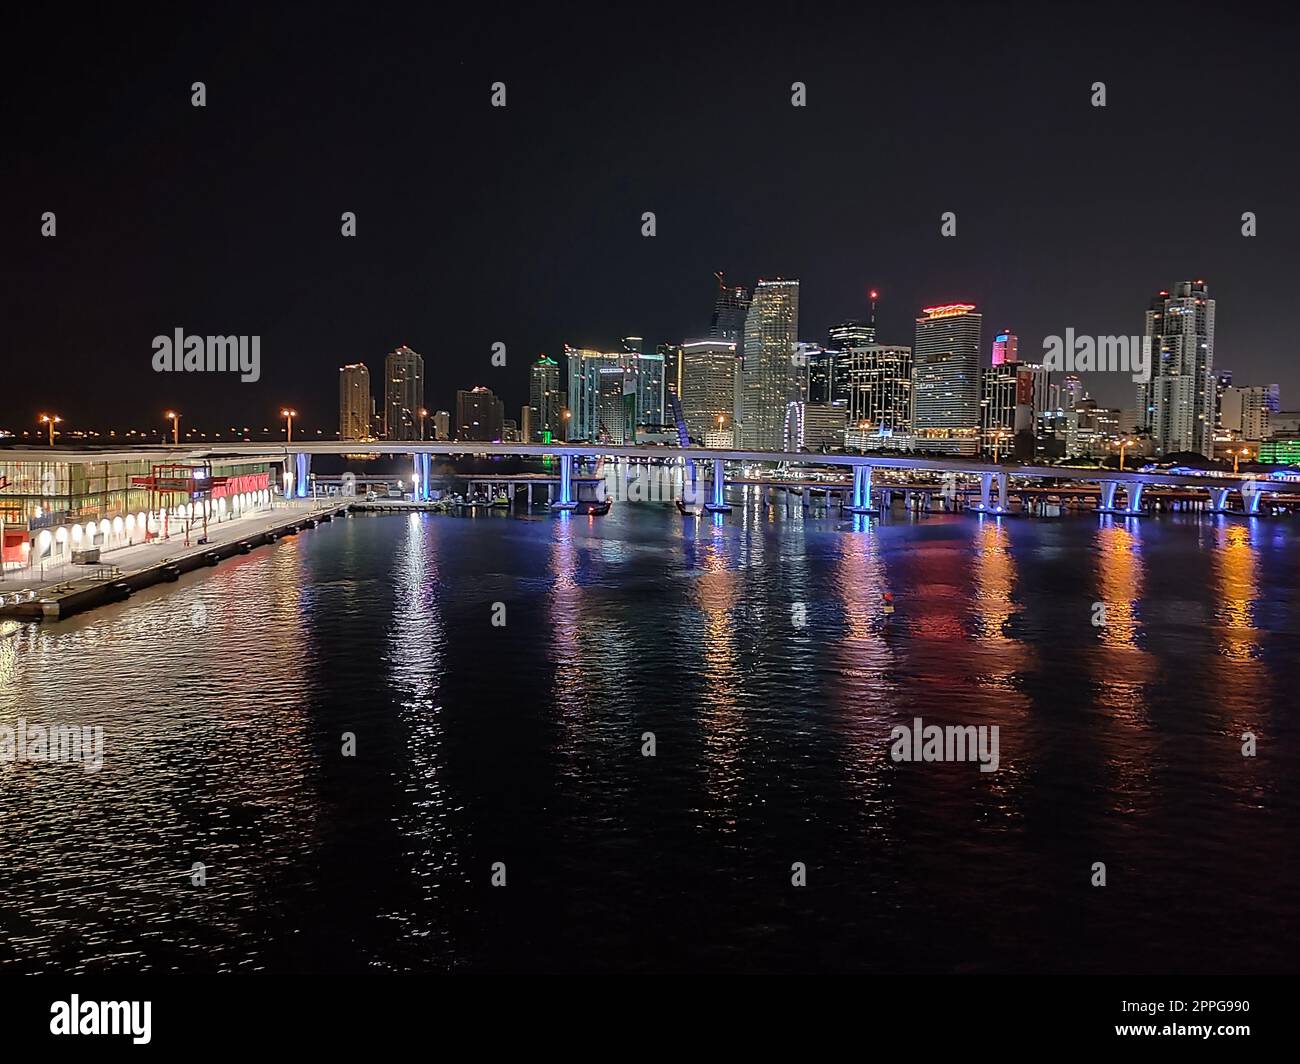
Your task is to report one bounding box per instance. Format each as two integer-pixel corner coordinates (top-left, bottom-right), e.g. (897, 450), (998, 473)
(977, 473), (993, 511)
(551, 454), (578, 510)
(705, 458), (731, 513)
(1241, 480), (1263, 514)
(1125, 483), (1144, 514)
(846, 465), (873, 514)
(294, 453), (311, 498)
(1098, 481), (1119, 512)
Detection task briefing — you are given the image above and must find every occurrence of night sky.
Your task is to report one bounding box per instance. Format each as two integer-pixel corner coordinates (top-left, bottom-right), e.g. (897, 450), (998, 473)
(4, 1), (1298, 437)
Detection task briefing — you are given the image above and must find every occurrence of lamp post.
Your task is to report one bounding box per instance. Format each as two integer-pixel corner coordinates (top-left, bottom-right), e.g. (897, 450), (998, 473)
(165, 410), (181, 445)
(562, 409), (571, 442)
(38, 413), (62, 447)
(1117, 436), (1132, 472)
(1233, 447), (1251, 475)
(281, 408), (297, 444)
(419, 408), (428, 442)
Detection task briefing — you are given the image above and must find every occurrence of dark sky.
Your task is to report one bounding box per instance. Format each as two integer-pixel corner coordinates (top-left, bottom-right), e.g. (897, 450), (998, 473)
(4, 1), (1298, 437)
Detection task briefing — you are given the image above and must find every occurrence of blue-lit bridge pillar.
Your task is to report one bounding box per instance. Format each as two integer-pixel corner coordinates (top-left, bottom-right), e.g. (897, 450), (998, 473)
(975, 472), (1007, 512)
(551, 453), (578, 510)
(1241, 480), (1264, 514)
(1098, 481), (1120, 512)
(411, 453), (431, 500)
(294, 453), (311, 498)
(704, 458), (731, 513)
(1125, 483), (1145, 515)
(1208, 487), (1230, 513)
(846, 464), (873, 514)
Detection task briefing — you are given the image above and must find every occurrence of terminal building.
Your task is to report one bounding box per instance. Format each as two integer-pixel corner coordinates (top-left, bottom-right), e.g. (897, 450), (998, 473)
(0, 451), (275, 577)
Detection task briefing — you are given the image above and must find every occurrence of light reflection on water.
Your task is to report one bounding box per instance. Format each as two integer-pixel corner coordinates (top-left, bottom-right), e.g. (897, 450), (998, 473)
(1, 505), (1297, 973)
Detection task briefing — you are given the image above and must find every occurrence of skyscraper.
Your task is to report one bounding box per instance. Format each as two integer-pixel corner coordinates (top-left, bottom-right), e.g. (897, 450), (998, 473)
(630, 340), (665, 428)
(679, 339), (738, 442)
(339, 363), (372, 441)
(595, 367), (636, 443)
(529, 354), (562, 442)
(710, 273), (750, 344)
(566, 345), (633, 440)
(807, 346), (836, 404)
(384, 346), (424, 441)
(828, 321), (877, 406)
(1220, 384), (1279, 441)
(991, 330), (1019, 367)
(455, 386), (505, 442)
(980, 361), (1019, 458)
(840, 345), (913, 435)
(741, 279), (799, 449)
(911, 303), (982, 455)
(1138, 280), (1215, 458)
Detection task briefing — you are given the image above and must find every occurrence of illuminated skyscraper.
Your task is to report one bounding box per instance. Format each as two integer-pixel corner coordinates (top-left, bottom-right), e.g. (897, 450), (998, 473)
(626, 336), (665, 427)
(841, 345), (913, 434)
(992, 330), (1019, 367)
(339, 363), (372, 441)
(710, 273), (750, 344)
(529, 354), (562, 441)
(455, 386), (504, 442)
(679, 339), (738, 441)
(566, 345), (633, 440)
(384, 346), (424, 441)
(911, 303), (982, 455)
(741, 279), (800, 449)
(1138, 280), (1215, 458)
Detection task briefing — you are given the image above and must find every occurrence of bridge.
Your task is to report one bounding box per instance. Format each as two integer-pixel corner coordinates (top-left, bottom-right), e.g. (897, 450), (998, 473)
(7, 441), (1294, 518)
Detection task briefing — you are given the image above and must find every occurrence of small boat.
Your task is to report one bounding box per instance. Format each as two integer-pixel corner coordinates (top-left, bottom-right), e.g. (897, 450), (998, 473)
(490, 494), (512, 509)
(574, 498), (612, 516)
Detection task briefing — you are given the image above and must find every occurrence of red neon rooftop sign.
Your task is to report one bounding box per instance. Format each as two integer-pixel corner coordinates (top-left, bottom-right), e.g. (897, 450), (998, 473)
(920, 303), (977, 319)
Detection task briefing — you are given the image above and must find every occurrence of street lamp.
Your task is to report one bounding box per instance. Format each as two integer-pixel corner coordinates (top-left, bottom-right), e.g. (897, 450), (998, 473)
(281, 408), (297, 444)
(419, 408), (428, 441)
(165, 410), (181, 445)
(1233, 447), (1251, 475)
(1117, 436), (1133, 471)
(38, 413), (62, 447)
(562, 409), (571, 442)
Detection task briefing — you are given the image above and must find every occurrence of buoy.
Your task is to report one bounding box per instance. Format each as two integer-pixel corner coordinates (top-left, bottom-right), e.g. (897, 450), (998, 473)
(882, 591), (895, 615)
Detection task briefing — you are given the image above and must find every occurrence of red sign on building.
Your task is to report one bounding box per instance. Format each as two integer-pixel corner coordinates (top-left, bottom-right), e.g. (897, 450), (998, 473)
(210, 472), (270, 499)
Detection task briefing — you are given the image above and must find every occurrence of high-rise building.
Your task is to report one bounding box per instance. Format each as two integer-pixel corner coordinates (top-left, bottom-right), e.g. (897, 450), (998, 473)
(839, 345), (913, 436)
(791, 343), (817, 404)
(520, 404), (534, 443)
(661, 343), (683, 402)
(455, 386), (505, 442)
(911, 303), (982, 455)
(339, 363), (372, 441)
(564, 340), (634, 437)
(992, 330), (1019, 367)
(980, 361), (1019, 459)
(1214, 369), (1234, 430)
(432, 410), (450, 441)
(1221, 384), (1280, 441)
(679, 339), (738, 441)
(807, 346), (836, 404)
(595, 367), (637, 443)
(634, 348), (666, 427)
(529, 354), (562, 442)
(710, 273), (750, 344)
(383, 345), (424, 442)
(741, 279), (800, 449)
(1137, 280), (1215, 458)
(828, 321), (877, 406)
